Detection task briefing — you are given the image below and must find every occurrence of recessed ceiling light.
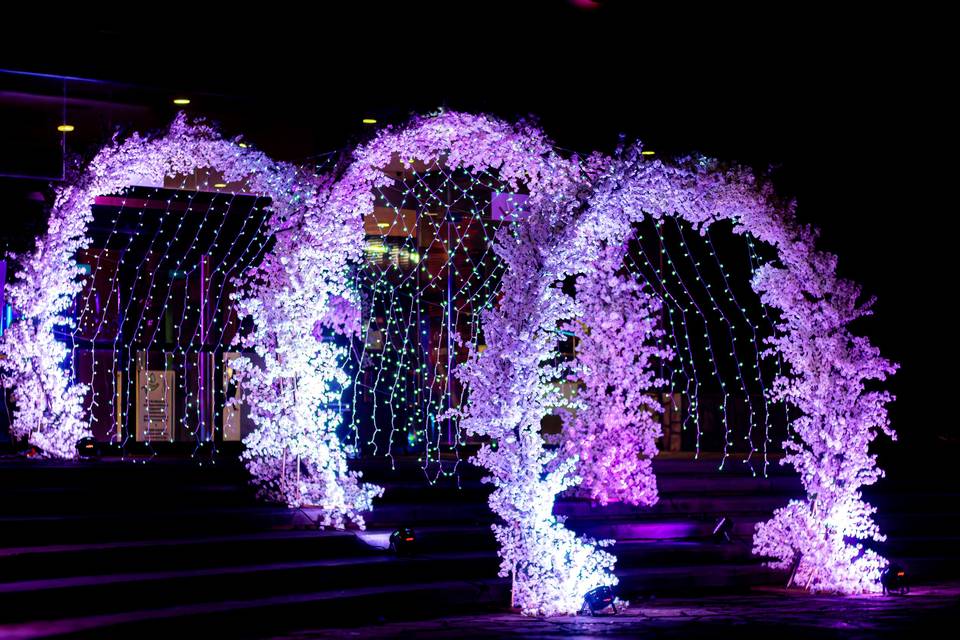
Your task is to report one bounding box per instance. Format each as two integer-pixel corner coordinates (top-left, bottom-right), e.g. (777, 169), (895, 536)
(641, 150), (655, 156)
(57, 124), (74, 132)
(213, 183), (227, 188)
(377, 222), (390, 228)
(362, 118), (377, 124)
(238, 143), (248, 148)
(173, 98), (191, 105)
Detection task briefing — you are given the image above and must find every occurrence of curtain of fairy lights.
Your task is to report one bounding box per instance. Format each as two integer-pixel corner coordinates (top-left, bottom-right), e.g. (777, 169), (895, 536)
(347, 164), (526, 482)
(67, 184), (273, 455)
(343, 158), (792, 489)
(620, 218), (788, 476)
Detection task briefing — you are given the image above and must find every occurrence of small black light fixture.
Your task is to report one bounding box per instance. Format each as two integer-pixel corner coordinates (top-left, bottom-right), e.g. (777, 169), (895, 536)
(389, 527), (416, 554)
(711, 516), (734, 543)
(76, 436), (99, 459)
(582, 585), (617, 615)
(881, 563), (910, 595)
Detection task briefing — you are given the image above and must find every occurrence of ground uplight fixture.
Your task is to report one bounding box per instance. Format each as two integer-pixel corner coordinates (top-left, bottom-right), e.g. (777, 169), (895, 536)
(582, 585), (617, 615)
(389, 527), (416, 554)
(881, 563), (910, 595)
(76, 436), (99, 459)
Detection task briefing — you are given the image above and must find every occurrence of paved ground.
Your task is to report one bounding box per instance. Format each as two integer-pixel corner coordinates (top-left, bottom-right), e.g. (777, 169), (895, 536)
(277, 582), (960, 639)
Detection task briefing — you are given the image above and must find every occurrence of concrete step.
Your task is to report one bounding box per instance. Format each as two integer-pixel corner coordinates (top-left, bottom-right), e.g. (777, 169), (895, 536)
(571, 516), (765, 541)
(0, 550), (501, 624)
(614, 540), (758, 567)
(0, 484), (257, 515)
(364, 503), (492, 528)
(0, 578), (511, 639)
(0, 530), (373, 582)
(617, 562), (787, 597)
(0, 505), (317, 546)
(556, 494), (796, 519)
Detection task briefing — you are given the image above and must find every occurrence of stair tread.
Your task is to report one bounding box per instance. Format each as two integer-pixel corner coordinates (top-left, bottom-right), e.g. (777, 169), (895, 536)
(0, 529), (355, 558)
(0, 550), (496, 593)
(0, 577), (509, 639)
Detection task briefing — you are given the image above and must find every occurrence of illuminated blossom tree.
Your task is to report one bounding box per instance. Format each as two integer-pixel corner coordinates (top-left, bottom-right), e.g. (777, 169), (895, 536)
(325, 110), (620, 614)
(750, 247), (897, 592)
(0, 274), (88, 459)
(0, 114), (281, 457)
(578, 145), (897, 594)
(0, 112), (377, 525)
(455, 199), (619, 616)
(231, 175), (381, 527)
(560, 242), (672, 506)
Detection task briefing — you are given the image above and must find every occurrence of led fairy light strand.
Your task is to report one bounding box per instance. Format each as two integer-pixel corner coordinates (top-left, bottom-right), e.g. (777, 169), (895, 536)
(421, 201), (518, 483)
(70, 191), (128, 408)
(669, 218), (758, 471)
(105, 190), (167, 450)
(702, 224), (774, 475)
(624, 230), (705, 452)
(745, 234), (789, 444)
(151, 188), (210, 451)
(92, 200), (147, 443)
(577, 144), (897, 594)
(119, 186), (199, 448)
(588, 185), (775, 475)
(352, 184), (421, 460)
(138, 190), (225, 445)
(98, 187), (159, 450)
(417, 171), (507, 478)
(72, 193), (136, 437)
(621, 244), (690, 421)
(653, 219), (741, 467)
(353, 163), (522, 481)
(617, 244), (684, 421)
(174, 192), (272, 451)
(651, 220), (730, 459)
(367, 171), (521, 481)
(359, 270), (409, 460)
(203, 202), (277, 450)
(167, 192), (235, 444)
(112, 185), (185, 448)
(670, 220), (747, 466)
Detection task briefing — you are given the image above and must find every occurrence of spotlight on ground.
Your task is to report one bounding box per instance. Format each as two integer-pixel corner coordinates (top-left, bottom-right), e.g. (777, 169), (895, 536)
(711, 516), (734, 543)
(581, 585), (618, 615)
(76, 437), (100, 459)
(389, 527), (416, 554)
(881, 563), (910, 595)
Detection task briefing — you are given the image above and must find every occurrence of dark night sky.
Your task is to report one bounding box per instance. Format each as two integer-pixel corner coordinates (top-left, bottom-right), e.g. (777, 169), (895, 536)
(1, 2), (952, 457)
